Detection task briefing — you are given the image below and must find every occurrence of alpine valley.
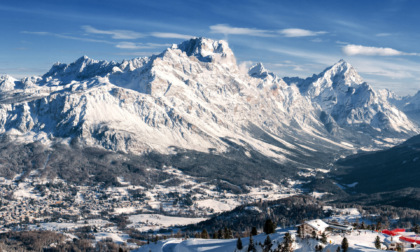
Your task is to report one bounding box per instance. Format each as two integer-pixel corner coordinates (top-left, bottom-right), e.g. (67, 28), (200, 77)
(0, 38), (420, 249)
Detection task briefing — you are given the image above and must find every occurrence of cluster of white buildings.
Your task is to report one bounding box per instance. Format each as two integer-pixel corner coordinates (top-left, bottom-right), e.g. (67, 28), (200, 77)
(301, 219), (353, 236)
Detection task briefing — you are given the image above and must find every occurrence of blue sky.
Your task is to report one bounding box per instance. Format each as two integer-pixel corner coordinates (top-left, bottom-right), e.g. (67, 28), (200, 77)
(1, 0), (420, 95)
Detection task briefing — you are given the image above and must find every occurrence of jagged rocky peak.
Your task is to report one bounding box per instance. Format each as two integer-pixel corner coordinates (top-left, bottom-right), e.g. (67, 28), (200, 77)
(248, 62), (273, 79)
(296, 59), (365, 97)
(319, 59), (364, 87)
(118, 57), (150, 72)
(0, 75), (18, 91)
(43, 55), (117, 84)
(377, 88), (400, 101)
(174, 37), (236, 66)
(0, 75), (16, 83)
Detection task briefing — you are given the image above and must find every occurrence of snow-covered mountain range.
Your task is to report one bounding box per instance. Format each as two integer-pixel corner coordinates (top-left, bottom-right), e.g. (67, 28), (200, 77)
(0, 37), (418, 165)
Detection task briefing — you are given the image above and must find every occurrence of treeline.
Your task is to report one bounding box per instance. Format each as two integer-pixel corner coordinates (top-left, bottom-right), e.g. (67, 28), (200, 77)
(179, 195), (420, 236)
(0, 231), (65, 251)
(0, 136), (306, 193)
(0, 230), (134, 252)
(0, 138), (174, 188)
(331, 203), (420, 229)
(185, 195), (328, 233)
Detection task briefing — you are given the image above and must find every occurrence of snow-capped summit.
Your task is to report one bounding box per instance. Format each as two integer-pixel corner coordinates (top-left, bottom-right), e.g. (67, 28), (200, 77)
(175, 37), (236, 66)
(248, 63), (274, 79)
(0, 75), (18, 91)
(284, 60), (418, 134)
(43, 55), (117, 84)
(299, 59), (364, 97)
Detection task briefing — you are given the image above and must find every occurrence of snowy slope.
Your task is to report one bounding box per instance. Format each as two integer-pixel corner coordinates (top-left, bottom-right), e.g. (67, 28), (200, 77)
(134, 228), (420, 252)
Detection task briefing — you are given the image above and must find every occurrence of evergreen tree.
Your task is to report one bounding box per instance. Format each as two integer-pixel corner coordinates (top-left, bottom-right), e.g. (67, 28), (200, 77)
(360, 221), (366, 229)
(224, 227), (229, 239)
(237, 237), (243, 250)
(311, 231), (317, 239)
(376, 221), (382, 231)
(374, 236), (381, 249)
(218, 229), (223, 239)
(336, 246), (341, 252)
(277, 232), (293, 252)
(341, 237), (349, 252)
(201, 229), (209, 239)
(248, 235), (257, 252)
(263, 219), (276, 234)
(251, 227), (258, 236)
(227, 228), (233, 239)
(321, 232), (327, 244)
(263, 235), (272, 252)
(412, 224), (420, 234)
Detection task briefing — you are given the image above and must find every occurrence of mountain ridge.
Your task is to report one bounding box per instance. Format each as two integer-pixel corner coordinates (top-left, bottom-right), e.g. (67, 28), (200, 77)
(0, 37), (418, 163)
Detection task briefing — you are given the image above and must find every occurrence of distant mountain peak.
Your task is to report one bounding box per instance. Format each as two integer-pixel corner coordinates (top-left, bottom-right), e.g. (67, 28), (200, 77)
(0, 74), (16, 81)
(249, 63), (268, 78)
(74, 55), (96, 64)
(174, 37), (236, 65)
(336, 58), (347, 64)
(43, 55), (116, 84)
(330, 59), (355, 76)
(0, 75), (18, 91)
(314, 60), (366, 96)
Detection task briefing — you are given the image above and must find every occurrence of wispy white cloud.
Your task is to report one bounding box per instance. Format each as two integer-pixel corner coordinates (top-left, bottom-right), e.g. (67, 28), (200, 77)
(311, 38), (323, 43)
(279, 28), (327, 37)
(209, 24), (274, 37)
(345, 57), (420, 82)
(273, 62), (305, 71)
(376, 33), (392, 37)
(335, 40), (348, 45)
(21, 31), (114, 44)
(342, 44), (419, 56)
(347, 57), (420, 95)
(210, 24), (328, 39)
(82, 25), (143, 39)
(150, 32), (193, 40)
(115, 42), (150, 50)
(268, 46), (338, 66)
(83, 25), (193, 40)
(21, 31), (49, 35)
(115, 42), (170, 50)
(114, 52), (159, 57)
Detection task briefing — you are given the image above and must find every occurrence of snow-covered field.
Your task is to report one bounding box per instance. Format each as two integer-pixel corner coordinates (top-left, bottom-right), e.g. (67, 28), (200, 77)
(128, 214), (208, 232)
(135, 228), (420, 252)
(135, 229), (289, 252)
